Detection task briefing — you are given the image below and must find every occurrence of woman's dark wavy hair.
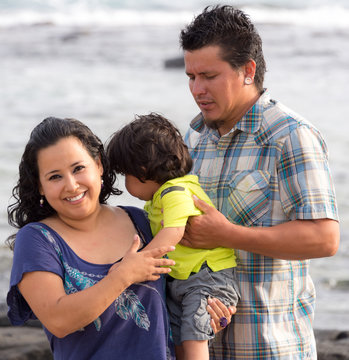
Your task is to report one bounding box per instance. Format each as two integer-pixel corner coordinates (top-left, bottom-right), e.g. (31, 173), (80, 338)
(180, 5), (266, 93)
(107, 113), (192, 184)
(7, 117), (121, 249)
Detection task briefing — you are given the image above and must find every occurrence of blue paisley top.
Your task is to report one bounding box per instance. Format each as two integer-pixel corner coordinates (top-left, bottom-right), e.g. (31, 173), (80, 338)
(7, 206), (174, 360)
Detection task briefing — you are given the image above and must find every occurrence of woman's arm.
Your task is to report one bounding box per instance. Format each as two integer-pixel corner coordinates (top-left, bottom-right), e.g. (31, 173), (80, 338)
(18, 236), (175, 338)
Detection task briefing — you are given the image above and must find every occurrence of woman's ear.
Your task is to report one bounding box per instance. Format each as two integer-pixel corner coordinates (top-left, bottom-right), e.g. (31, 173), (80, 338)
(97, 157), (104, 177)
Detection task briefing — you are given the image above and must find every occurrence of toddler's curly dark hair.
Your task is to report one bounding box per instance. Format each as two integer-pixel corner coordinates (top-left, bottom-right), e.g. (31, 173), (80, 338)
(107, 113), (192, 184)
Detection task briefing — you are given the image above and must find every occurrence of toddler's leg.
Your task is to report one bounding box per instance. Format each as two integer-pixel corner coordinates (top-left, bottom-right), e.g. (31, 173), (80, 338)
(182, 340), (209, 360)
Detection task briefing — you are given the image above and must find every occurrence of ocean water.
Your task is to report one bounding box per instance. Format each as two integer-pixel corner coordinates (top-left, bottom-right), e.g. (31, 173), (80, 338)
(1, 0), (349, 330)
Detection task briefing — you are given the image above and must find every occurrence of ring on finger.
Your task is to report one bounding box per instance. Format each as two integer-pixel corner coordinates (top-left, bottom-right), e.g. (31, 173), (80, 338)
(219, 316), (228, 328)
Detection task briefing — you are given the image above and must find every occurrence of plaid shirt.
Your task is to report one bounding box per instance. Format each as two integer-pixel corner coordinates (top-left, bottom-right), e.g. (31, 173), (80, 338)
(184, 91), (338, 359)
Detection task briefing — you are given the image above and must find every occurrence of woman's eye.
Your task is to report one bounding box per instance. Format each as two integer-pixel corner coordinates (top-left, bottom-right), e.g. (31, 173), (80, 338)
(74, 165), (85, 173)
(49, 174), (61, 181)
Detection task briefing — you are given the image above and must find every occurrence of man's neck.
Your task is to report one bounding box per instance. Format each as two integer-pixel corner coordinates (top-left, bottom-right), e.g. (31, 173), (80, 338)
(218, 90), (261, 136)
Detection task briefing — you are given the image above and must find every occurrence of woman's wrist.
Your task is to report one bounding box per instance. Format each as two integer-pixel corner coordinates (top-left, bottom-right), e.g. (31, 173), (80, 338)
(106, 266), (132, 293)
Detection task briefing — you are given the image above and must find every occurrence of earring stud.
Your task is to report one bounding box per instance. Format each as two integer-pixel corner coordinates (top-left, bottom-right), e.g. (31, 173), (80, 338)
(244, 77), (253, 85)
(40, 196), (44, 207)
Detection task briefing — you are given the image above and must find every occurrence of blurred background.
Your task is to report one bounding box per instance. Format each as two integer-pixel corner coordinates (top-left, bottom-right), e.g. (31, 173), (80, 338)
(1, 0), (348, 329)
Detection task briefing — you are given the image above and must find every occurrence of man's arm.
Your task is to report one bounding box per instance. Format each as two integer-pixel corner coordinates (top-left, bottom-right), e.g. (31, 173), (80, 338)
(181, 196), (339, 260)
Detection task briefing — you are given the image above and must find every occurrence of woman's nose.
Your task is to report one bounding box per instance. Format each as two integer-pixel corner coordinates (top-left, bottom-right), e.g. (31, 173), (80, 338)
(65, 175), (79, 192)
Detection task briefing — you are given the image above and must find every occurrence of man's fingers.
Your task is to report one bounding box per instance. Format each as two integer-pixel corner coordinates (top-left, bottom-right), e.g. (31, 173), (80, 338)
(192, 195), (212, 213)
(179, 237), (190, 247)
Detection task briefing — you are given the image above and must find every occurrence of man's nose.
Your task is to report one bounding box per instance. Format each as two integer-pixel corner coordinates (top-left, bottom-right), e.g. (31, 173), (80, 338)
(191, 78), (206, 97)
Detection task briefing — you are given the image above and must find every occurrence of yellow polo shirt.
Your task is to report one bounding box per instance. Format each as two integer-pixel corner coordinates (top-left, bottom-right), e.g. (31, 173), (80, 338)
(144, 175), (236, 280)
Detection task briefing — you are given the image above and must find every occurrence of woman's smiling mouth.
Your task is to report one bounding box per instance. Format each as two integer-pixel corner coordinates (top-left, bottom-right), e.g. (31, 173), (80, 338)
(66, 192), (85, 202)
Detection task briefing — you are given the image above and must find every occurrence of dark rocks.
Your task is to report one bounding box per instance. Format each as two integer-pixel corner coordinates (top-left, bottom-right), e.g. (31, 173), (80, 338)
(61, 30), (90, 42)
(0, 308), (52, 360)
(164, 56), (184, 68)
(0, 327), (52, 360)
(315, 329), (349, 360)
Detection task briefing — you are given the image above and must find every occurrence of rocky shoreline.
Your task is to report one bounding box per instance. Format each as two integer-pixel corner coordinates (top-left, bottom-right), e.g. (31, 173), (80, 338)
(0, 307), (348, 359)
(0, 312), (52, 360)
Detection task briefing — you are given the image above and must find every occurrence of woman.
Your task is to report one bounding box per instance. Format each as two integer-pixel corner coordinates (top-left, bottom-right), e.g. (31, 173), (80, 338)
(7, 117), (233, 359)
(6, 117), (176, 359)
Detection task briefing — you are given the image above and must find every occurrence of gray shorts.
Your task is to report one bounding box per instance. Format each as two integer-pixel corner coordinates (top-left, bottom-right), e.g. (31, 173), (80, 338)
(166, 265), (240, 345)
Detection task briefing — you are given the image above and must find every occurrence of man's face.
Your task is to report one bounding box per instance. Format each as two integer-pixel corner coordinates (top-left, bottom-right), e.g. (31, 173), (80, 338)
(184, 45), (247, 133)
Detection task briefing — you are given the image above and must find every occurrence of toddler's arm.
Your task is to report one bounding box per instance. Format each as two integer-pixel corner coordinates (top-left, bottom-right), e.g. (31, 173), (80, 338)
(144, 226), (185, 253)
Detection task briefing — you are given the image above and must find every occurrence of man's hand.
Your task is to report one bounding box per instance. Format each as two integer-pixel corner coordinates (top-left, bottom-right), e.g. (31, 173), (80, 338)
(181, 195), (230, 249)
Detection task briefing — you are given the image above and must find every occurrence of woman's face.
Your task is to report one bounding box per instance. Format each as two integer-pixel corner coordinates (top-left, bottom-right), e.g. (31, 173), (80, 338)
(37, 136), (103, 223)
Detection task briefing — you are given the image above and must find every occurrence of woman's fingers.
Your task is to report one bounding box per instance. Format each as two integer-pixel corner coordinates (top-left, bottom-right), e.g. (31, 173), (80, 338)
(152, 252), (176, 275)
(155, 257), (176, 267)
(207, 298), (224, 334)
(129, 234), (141, 252)
(213, 298), (236, 318)
(149, 244), (175, 259)
(228, 305), (236, 316)
(135, 238), (176, 274)
(207, 298), (236, 334)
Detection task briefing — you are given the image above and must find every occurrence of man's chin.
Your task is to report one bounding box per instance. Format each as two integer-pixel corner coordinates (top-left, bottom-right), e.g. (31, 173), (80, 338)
(204, 118), (226, 130)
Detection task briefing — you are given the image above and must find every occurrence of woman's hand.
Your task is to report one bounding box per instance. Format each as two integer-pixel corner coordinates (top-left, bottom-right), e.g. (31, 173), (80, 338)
(207, 298), (236, 333)
(109, 235), (175, 284)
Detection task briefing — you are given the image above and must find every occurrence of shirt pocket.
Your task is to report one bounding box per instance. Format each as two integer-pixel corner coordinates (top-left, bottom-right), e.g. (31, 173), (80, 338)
(224, 170), (271, 226)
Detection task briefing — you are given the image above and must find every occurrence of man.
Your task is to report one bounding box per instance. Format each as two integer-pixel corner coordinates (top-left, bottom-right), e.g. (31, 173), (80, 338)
(180, 5), (340, 359)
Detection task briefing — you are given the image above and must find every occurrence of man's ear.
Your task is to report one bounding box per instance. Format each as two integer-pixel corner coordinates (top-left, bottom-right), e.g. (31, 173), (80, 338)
(244, 59), (256, 79)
